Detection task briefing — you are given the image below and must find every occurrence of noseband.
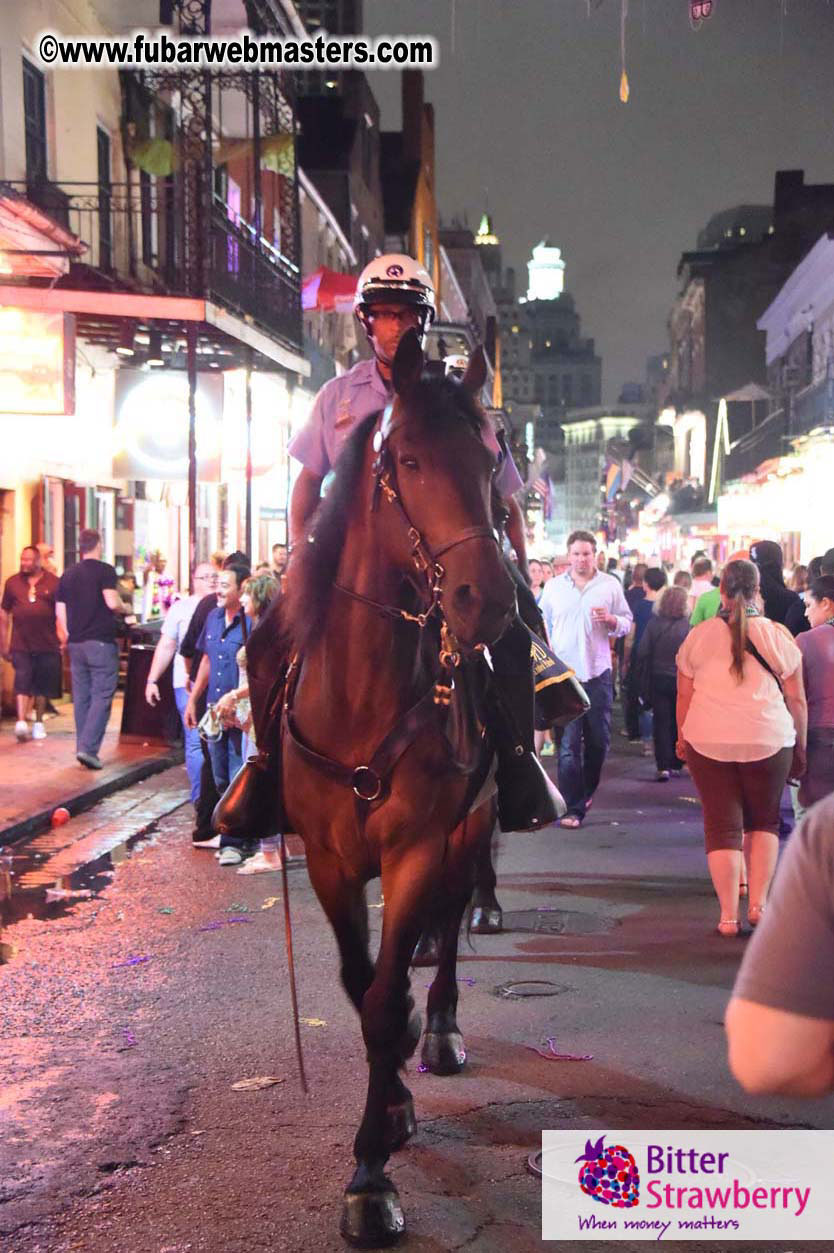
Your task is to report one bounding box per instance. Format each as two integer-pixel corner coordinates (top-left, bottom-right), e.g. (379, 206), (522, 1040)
(333, 404), (498, 633)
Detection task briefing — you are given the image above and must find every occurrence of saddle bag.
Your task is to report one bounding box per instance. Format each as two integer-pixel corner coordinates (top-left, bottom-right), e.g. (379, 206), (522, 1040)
(527, 625), (591, 730)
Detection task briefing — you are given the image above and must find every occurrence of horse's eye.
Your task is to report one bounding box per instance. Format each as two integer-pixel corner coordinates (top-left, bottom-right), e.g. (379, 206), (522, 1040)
(399, 455), (419, 471)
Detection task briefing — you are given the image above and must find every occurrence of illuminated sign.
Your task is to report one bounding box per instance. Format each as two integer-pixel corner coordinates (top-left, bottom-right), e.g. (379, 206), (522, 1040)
(0, 308), (75, 414)
(113, 371), (222, 480)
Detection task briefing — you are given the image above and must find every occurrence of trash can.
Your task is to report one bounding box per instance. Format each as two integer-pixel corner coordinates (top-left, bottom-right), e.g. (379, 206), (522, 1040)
(120, 644), (181, 744)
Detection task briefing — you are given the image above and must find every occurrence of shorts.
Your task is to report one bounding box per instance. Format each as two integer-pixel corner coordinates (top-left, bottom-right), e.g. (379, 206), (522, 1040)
(11, 650), (62, 700)
(685, 743), (793, 852)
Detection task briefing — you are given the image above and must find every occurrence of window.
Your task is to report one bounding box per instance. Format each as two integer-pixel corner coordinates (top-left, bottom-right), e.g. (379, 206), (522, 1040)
(23, 59), (47, 184)
(97, 127), (112, 270)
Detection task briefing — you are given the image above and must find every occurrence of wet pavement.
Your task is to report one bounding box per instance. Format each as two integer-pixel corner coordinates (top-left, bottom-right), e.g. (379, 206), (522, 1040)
(0, 698), (182, 846)
(1, 734), (831, 1253)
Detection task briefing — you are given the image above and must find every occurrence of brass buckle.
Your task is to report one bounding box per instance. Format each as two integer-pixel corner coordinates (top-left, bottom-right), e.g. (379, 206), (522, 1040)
(352, 766), (383, 802)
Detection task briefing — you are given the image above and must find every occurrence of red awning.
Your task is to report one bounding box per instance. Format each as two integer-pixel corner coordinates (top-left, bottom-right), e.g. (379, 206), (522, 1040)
(301, 266), (356, 313)
(0, 192), (86, 279)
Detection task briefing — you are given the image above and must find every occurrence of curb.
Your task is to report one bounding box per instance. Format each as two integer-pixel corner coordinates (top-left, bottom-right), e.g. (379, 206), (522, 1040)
(0, 748), (184, 848)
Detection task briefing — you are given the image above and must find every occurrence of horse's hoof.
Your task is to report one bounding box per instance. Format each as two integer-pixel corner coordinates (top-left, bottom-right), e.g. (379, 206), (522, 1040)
(411, 933), (440, 967)
(421, 1030), (466, 1075)
(471, 904), (503, 933)
(340, 1185), (406, 1247)
(385, 1096), (417, 1151)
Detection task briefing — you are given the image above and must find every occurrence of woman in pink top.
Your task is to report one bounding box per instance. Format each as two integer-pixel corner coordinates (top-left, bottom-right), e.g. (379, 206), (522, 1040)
(676, 560), (807, 938)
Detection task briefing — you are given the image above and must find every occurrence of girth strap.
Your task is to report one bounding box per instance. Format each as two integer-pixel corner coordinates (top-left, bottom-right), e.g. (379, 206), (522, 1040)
(283, 685), (440, 834)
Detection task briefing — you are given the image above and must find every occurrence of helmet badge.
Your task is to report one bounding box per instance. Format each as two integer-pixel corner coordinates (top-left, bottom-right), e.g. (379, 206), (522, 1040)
(385, 264), (404, 277)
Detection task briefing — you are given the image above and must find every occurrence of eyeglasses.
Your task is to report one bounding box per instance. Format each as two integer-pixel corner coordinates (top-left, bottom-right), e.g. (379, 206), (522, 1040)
(369, 310), (420, 327)
(194, 572), (218, 584)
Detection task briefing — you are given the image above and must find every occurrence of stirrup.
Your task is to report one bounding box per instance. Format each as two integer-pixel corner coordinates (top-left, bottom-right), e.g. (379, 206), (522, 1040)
(496, 750), (566, 832)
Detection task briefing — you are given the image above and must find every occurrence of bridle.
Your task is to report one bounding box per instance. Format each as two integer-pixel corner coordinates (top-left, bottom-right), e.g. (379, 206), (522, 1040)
(332, 402), (499, 638)
(284, 401), (498, 815)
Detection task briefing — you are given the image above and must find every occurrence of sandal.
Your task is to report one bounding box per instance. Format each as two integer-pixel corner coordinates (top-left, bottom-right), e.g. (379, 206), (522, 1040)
(747, 904), (765, 927)
(738, 881), (748, 899)
(716, 919), (740, 937)
(559, 815), (582, 829)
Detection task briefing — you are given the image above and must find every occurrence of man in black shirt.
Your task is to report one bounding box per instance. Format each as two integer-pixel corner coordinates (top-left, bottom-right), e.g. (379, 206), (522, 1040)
(1, 545), (64, 740)
(750, 540), (809, 637)
(56, 529), (125, 769)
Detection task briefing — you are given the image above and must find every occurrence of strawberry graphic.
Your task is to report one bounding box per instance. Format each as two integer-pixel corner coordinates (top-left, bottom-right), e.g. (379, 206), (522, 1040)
(576, 1135), (640, 1208)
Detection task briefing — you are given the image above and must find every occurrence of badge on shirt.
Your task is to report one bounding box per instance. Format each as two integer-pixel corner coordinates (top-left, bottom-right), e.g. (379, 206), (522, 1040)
(334, 401), (353, 429)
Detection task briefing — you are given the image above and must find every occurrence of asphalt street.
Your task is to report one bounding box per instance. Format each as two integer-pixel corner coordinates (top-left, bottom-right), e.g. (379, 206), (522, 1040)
(1, 735), (831, 1253)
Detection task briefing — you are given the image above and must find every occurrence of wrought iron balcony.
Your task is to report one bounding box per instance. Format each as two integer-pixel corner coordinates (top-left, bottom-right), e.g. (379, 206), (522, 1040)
(791, 375), (834, 438)
(4, 178), (301, 351)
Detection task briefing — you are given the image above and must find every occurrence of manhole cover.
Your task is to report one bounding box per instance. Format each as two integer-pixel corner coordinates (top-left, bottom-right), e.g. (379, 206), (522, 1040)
(501, 908), (615, 936)
(493, 979), (570, 999)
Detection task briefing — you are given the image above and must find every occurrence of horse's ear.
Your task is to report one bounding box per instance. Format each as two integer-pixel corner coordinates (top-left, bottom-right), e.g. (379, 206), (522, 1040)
(391, 328), (424, 397)
(462, 346), (487, 396)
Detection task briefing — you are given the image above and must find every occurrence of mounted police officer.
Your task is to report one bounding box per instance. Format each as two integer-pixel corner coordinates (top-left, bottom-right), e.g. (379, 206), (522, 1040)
(215, 253), (564, 838)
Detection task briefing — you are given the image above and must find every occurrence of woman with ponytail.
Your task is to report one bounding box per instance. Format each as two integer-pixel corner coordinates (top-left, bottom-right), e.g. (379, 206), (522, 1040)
(675, 559), (807, 937)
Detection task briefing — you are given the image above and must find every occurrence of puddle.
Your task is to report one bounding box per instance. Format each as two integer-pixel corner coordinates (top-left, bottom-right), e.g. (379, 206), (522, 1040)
(501, 908), (616, 936)
(0, 829), (155, 958)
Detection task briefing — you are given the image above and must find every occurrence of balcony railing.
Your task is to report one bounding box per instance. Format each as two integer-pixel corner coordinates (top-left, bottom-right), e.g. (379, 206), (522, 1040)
(4, 178), (301, 351)
(791, 376), (834, 438)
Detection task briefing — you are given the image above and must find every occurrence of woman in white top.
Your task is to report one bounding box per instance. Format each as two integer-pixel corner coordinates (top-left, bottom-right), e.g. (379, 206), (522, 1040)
(676, 559), (807, 937)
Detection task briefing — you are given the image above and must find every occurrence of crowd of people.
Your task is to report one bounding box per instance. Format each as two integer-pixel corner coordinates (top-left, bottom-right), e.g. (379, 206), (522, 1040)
(531, 535), (834, 944)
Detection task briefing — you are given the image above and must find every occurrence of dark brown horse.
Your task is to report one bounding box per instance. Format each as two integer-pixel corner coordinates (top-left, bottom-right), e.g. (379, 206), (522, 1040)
(278, 332), (514, 1246)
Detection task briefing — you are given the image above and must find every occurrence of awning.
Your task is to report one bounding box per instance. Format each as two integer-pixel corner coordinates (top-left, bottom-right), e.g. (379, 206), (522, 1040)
(301, 266), (356, 313)
(0, 190), (86, 279)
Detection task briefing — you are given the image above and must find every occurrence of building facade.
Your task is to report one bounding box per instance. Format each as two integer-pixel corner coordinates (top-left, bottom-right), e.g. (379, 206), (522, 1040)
(0, 0), (309, 616)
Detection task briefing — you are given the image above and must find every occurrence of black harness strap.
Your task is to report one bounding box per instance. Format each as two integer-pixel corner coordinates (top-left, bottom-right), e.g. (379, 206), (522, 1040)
(283, 685), (440, 835)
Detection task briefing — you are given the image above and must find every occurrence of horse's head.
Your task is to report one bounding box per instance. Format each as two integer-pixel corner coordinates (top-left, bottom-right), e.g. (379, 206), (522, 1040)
(376, 331), (516, 649)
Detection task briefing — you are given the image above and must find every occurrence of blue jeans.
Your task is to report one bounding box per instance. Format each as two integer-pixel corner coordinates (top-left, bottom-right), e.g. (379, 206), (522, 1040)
(175, 686), (203, 804)
(68, 640), (119, 757)
(207, 728), (244, 796)
(557, 670), (613, 820)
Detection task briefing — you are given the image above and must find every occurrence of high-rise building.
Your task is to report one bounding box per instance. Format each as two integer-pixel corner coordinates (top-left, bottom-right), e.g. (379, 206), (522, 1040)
(497, 239), (602, 452)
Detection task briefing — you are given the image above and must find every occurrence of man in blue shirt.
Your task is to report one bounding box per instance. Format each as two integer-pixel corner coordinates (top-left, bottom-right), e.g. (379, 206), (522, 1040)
(217, 254), (564, 840)
(185, 563), (251, 820)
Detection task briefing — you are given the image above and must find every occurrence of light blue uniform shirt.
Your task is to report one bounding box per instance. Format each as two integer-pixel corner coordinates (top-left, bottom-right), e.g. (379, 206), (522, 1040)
(288, 357), (524, 496)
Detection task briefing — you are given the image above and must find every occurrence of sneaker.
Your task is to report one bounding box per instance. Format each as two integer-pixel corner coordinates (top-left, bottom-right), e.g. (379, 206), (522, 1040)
(218, 845), (244, 866)
(32, 722), (47, 741)
(236, 849), (283, 874)
(192, 833), (221, 849)
(656, 769), (670, 782)
(14, 720), (31, 741)
(76, 752), (102, 770)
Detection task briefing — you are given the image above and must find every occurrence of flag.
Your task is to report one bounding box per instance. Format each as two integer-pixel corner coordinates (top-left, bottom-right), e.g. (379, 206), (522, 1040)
(532, 472), (552, 521)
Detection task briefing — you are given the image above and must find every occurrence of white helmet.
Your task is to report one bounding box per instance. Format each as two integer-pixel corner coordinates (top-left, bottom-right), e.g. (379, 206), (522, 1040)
(354, 254), (436, 339)
(444, 354), (469, 380)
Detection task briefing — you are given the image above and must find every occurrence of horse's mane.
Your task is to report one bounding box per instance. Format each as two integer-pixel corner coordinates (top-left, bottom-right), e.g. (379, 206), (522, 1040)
(282, 377), (485, 654)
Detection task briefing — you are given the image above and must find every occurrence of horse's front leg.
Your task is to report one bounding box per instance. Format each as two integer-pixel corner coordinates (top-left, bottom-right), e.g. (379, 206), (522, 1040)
(340, 854), (430, 1247)
(304, 848), (415, 1155)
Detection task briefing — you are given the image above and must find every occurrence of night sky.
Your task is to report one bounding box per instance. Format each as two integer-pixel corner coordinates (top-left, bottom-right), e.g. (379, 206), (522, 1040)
(364, 0), (834, 401)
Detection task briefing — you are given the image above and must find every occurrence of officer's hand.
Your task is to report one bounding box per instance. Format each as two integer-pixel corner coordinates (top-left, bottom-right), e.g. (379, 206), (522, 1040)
(145, 680), (160, 707)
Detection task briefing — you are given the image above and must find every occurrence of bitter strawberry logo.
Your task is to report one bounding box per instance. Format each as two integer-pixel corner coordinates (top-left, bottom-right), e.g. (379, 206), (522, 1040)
(576, 1135), (640, 1208)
